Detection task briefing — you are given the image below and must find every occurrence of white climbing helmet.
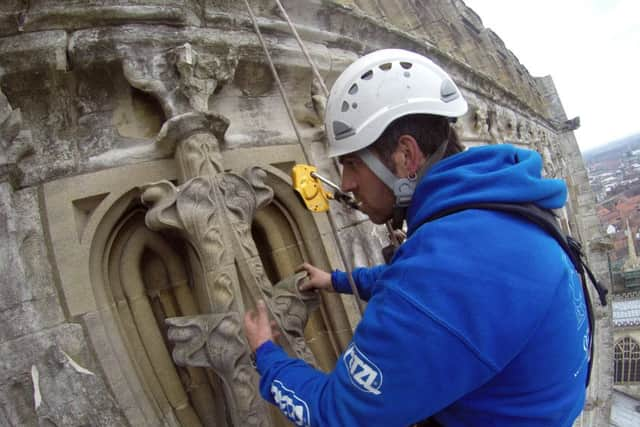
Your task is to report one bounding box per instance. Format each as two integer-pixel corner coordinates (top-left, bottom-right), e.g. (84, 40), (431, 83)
(325, 49), (468, 158)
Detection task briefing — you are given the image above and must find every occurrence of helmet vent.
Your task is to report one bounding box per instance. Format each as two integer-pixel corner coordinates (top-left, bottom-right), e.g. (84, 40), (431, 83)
(400, 62), (413, 69)
(361, 70), (373, 80)
(440, 80), (460, 102)
(333, 120), (355, 140)
(341, 101), (349, 112)
(379, 62), (392, 71)
(348, 83), (359, 95)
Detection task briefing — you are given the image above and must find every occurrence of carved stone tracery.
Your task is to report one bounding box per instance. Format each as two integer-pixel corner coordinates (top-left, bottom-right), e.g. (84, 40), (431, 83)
(133, 44), (322, 426)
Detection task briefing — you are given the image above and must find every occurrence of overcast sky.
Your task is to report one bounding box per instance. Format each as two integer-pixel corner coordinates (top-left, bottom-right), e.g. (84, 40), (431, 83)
(462, 0), (640, 152)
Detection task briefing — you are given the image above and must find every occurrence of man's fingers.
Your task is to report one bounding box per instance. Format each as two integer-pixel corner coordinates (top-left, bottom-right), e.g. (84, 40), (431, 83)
(257, 300), (269, 323)
(298, 281), (310, 291)
(295, 263), (310, 274)
(243, 305), (263, 328)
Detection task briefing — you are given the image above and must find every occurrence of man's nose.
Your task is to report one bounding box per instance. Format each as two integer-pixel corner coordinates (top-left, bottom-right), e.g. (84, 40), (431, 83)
(340, 171), (356, 193)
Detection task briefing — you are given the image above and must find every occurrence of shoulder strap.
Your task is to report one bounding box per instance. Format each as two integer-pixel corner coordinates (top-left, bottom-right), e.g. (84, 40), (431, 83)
(421, 202), (609, 388)
(423, 202), (608, 305)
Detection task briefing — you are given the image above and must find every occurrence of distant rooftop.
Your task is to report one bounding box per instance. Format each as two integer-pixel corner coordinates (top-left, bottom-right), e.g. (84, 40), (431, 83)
(611, 390), (640, 427)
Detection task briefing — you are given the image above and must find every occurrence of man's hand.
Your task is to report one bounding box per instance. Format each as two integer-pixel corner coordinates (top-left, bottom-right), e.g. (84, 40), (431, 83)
(243, 300), (274, 353)
(296, 263), (334, 292)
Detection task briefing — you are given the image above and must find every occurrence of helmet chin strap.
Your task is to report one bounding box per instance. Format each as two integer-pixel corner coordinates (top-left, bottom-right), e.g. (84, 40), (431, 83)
(356, 139), (450, 229)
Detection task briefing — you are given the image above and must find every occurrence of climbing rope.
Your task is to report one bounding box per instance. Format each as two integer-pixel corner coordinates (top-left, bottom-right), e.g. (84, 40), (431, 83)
(272, 0), (330, 98)
(242, 0), (365, 315)
(242, 0), (310, 162)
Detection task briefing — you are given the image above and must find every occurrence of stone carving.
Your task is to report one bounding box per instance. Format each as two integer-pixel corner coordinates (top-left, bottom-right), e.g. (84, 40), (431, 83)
(141, 179), (220, 255)
(130, 42), (283, 425)
(500, 114), (512, 142)
(473, 105), (490, 138)
(142, 174), (251, 306)
(0, 89), (33, 187)
(502, 109), (517, 142)
(265, 272), (321, 365)
(123, 43), (238, 119)
(540, 145), (557, 178)
(243, 166), (276, 212)
(166, 272), (320, 371)
(167, 311), (267, 427)
(487, 108), (499, 142)
(560, 116), (580, 132)
(142, 168), (276, 424)
(163, 273), (320, 426)
(139, 102), (322, 424)
(89, 43), (234, 168)
(309, 78), (328, 126)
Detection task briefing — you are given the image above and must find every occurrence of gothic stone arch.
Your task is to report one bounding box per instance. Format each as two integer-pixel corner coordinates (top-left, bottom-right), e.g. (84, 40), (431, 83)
(43, 148), (354, 426)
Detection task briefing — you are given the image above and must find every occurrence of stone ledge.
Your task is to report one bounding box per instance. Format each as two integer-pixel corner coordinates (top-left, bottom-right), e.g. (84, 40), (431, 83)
(0, 1), (201, 37)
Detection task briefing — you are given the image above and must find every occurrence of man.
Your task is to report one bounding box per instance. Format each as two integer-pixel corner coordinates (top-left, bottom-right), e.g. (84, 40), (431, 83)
(244, 49), (588, 426)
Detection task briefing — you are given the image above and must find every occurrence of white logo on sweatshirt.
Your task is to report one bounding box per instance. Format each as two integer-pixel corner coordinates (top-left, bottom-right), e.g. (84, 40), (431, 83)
(343, 343), (383, 395)
(563, 253), (586, 330)
(270, 380), (311, 427)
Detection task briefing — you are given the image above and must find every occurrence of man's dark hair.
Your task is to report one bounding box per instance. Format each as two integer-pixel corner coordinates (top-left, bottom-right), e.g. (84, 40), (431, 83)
(370, 114), (464, 173)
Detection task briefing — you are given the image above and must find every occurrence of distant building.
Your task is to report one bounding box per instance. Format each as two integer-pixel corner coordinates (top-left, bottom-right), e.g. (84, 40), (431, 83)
(611, 221), (640, 424)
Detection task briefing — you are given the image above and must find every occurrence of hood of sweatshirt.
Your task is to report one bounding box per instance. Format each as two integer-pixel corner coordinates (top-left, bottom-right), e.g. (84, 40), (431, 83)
(406, 144), (567, 235)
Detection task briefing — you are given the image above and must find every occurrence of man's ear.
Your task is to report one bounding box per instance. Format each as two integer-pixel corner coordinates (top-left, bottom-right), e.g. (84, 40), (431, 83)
(395, 135), (424, 176)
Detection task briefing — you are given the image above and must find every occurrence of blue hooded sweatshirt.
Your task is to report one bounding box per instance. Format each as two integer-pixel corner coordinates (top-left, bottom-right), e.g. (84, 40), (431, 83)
(255, 144), (589, 426)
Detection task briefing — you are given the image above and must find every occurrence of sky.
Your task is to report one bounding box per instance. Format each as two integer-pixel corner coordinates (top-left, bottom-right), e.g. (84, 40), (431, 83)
(462, 0), (640, 152)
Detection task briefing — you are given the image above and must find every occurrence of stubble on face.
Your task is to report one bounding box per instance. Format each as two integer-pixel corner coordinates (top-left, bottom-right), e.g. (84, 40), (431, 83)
(339, 154), (395, 224)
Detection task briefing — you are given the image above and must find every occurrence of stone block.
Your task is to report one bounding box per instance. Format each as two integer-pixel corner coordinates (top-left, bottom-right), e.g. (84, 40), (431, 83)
(0, 31), (67, 74)
(0, 1), (23, 33)
(69, 25), (251, 70)
(0, 324), (85, 382)
(0, 295), (64, 343)
(0, 184), (58, 311)
(0, 323), (126, 426)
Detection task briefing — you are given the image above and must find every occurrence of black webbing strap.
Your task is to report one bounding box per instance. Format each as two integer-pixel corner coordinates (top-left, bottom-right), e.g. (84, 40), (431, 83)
(419, 202), (608, 388)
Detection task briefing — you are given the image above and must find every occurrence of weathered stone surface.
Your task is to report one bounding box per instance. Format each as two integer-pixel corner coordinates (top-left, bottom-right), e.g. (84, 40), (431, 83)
(0, 0), (202, 37)
(0, 1), (613, 426)
(0, 184), (58, 311)
(0, 324), (127, 427)
(337, 220), (388, 270)
(0, 296), (64, 343)
(0, 30), (67, 73)
(0, 84), (33, 187)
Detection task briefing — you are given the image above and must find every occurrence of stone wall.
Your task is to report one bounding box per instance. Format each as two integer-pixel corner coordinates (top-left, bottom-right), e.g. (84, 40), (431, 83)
(0, 1), (611, 426)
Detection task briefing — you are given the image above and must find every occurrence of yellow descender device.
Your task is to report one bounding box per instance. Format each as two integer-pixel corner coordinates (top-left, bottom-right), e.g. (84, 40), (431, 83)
(291, 164), (359, 213)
